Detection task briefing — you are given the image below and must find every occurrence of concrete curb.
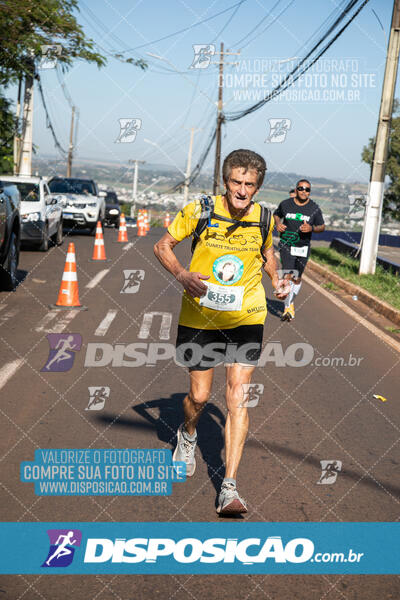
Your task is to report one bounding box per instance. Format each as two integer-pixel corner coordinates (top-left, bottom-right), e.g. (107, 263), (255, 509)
(307, 259), (400, 327)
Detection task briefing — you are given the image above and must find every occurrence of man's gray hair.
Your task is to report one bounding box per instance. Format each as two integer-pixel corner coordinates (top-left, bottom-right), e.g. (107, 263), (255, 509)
(222, 149), (267, 189)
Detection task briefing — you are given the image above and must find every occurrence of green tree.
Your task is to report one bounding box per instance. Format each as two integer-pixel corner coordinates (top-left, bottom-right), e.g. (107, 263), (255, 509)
(0, 0), (146, 172)
(0, 92), (16, 173)
(361, 102), (400, 221)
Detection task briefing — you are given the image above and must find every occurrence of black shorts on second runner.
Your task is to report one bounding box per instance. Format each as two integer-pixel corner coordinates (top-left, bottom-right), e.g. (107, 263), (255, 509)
(279, 243), (310, 278)
(176, 324), (264, 371)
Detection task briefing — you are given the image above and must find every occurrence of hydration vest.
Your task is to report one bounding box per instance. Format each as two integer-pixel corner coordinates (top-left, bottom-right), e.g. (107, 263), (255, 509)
(191, 195), (272, 261)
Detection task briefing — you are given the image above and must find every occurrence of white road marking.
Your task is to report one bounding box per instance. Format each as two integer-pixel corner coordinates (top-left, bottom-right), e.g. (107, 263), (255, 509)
(85, 269), (109, 289)
(35, 310), (58, 332)
(0, 308), (18, 325)
(95, 309), (118, 336)
(303, 273), (400, 354)
(0, 359), (25, 391)
(0, 305), (6, 312)
(123, 243), (134, 251)
(138, 311), (172, 340)
(51, 310), (79, 334)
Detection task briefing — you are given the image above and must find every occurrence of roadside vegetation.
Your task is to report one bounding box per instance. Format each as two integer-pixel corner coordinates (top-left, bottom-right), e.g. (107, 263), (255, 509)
(311, 247), (400, 311)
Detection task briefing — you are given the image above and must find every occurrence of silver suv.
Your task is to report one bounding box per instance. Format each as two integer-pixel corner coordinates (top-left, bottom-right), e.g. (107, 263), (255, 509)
(48, 177), (105, 235)
(0, 175), (63, 252)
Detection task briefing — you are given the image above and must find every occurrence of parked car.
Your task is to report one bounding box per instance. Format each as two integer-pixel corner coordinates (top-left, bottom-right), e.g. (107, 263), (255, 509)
(104, 191), (121, 228)
(0, 181), (20, 290)
(0, 175), (63, 251)
(125, 216), (137, 228)
(48, 177), (105, 235)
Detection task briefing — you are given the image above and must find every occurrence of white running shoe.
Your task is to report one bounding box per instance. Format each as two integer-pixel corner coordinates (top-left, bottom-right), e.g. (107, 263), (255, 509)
(172, 424), (197, 477)
(217, 482), (248, 515)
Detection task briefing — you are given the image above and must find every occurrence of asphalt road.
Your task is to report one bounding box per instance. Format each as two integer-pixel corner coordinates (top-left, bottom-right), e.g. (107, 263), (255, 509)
(0, 227), (399, 598)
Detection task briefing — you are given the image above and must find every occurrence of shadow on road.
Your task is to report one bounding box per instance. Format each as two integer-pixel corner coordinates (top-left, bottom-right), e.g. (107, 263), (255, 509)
(247, 439), (400, 499)
(97, 393), (227, 494)
(267, 297), (284, 319)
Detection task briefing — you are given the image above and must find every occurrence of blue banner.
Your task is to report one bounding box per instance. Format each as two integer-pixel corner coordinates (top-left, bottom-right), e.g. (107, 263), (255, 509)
(0, 522), (398, 574)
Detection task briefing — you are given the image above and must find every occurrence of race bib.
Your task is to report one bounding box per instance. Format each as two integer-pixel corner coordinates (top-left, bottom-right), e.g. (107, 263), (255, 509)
(290, 246), (308, 257)
(199, 282), (244, 311)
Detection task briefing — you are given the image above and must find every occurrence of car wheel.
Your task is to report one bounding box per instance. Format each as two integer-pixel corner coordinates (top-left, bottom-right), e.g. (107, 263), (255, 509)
(0, 232), (19, 291)
(52, 219), (63, 246)
(39, 224), (49, 252)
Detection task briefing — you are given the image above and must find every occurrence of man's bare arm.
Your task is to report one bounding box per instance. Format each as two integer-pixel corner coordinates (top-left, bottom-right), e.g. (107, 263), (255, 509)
(262, 245), (289, 299)
(274, 214), (286, 233)
(154, 232), (209, 297)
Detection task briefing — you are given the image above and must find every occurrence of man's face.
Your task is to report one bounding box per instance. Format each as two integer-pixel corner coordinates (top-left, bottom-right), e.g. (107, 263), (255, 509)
(221, 263), (235, 281)
(296, 180), (311, 203)
(225, 167), (259, 211)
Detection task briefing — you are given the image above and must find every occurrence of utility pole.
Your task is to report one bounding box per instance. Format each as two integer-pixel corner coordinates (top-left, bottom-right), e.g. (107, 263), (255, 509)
(129, 159), (146, 217)
(212, 44), (240, 195)
(359, 0), (400, 274)
(67, 106), (75, 177)
(183, 127), (201, 205)
(13, 78), (22, 175)
(213, 42), (224, 196)
(18, 65), (35, 177)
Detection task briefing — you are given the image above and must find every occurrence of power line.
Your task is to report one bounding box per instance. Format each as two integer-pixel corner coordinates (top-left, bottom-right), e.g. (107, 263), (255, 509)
(237, 0), (297, 50)
(232, 0), (285, 48)
(121, 1), (249, 52)
(36, 75), (67, 156)
(225, 0), (370, 121)
(211, 0), (247, 43)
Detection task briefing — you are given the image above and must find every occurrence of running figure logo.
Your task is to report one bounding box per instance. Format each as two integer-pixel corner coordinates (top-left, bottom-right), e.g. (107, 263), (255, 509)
(115, 118), (142, 143)
(189, 44), (216, 69)
(39, 44), (62, 69)
(42, 529), (82, 568)
(120, 269), (145, 294)
(239, 383), (264, 408)
(86, 386), (110, 411)
(265, 118), (292, 143)
(41, 334), (82, 372)
(317, 460), (342, 485)
(348, 194), (367, 220)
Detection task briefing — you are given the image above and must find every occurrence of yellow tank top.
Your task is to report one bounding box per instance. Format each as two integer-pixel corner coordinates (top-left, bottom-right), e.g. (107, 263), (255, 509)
(168, 195), (273, 330)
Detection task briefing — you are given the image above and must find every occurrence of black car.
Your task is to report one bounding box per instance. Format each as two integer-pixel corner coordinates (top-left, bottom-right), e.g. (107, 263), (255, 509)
(0, 182), (21, 290)
(104, 191), (121, 228)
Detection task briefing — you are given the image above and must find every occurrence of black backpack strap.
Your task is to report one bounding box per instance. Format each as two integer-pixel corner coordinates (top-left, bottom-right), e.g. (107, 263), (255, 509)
(191, 195), (214, 254)
(259, 205), (272, 262)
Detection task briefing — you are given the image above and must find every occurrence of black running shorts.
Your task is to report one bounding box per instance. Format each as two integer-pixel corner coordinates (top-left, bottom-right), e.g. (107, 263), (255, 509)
(279, 243), (310, 278)
(176, 324), (264, 371)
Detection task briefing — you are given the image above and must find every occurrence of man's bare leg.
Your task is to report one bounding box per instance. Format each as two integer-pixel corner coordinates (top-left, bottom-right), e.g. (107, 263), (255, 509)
(224, 364), (255, 479)
(173, 368), (214, 477)
(183, 368), (214, 436)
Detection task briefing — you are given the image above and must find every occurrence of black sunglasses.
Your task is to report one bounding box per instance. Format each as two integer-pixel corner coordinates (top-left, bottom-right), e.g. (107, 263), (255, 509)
(297, 186), (310, 192)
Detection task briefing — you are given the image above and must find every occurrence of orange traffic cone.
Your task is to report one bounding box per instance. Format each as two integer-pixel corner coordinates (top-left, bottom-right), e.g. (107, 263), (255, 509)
(144, 210), (150, 232)
(163, 213), (171, 228)
(51, 242), (87, 310)
(91, 221), (107, 260)
(137, 213), (146, 237)
(117, 213), (128, 242)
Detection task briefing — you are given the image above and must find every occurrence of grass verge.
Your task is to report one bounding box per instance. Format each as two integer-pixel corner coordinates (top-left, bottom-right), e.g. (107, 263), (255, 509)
(310, 247), (400, 311)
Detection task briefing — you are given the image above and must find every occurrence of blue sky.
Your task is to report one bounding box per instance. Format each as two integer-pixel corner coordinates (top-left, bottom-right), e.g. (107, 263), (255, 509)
(28, 0), (399, 182)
